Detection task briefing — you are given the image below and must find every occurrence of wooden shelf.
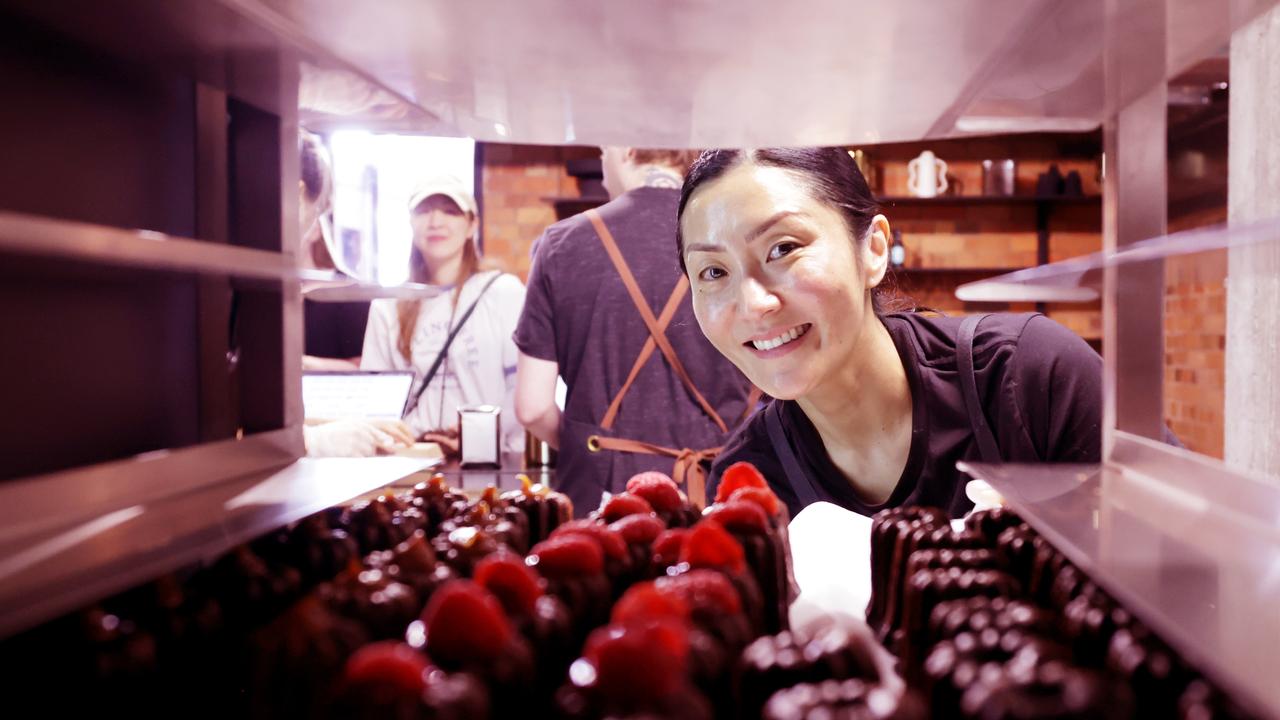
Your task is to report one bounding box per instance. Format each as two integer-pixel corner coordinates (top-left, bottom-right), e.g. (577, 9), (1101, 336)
(0, 210), (305, 281)
(895, 266), (1030, 274)
(878, 195), (1101, 206)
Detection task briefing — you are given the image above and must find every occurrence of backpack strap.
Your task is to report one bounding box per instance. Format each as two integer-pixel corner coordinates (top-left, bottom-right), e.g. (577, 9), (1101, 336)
(957, 313), (1002, 463)
(764, 401), (822, 508)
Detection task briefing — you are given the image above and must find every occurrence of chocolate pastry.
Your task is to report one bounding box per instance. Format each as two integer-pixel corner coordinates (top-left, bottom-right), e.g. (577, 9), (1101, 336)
(626, 471), (702, 528)
(1060, 587), (1133, 666)
(928, 596), (1056, 651)
(965, 507), (1025, 545)
(551, 519), (638, 597)
(960, 659), (1133, 720)
(526, 534), (614, 638)
(328, 641), (490, 720)
(437, 496), (529, 557)
(474, 551), (576, 698)
(704, 499), (791, 634)
(738, 623), (883, 719)
(555, 621), (713, 720)
(411, 580), (535, 718)
(409, 474), (471, 537)
(764, 678), (928, 720)
(319, 567), (421, 641)
(340, 496), (417, 555)
(1108, 624), (1192, 717)
(899, 567), (1021, 673)
(610, 512), (668, 582)
(364, 530), (457, 599)
(923, 629), (1072, 719)
(430, 525), (503, 577)
(881, 528), (989, 648)
(500, 475), (573, 545)
(866, 507), (948, 636)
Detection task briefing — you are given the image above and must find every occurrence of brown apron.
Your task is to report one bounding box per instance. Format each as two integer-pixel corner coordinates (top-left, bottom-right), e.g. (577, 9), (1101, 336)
(581, 208), (733, 507)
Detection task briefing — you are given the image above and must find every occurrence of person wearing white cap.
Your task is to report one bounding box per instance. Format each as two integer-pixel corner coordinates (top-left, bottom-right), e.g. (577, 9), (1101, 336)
(360, 175), (526, 452)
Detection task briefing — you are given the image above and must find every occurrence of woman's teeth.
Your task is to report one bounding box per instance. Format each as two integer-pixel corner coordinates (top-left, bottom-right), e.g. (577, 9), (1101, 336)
(751, 324), (809, 351)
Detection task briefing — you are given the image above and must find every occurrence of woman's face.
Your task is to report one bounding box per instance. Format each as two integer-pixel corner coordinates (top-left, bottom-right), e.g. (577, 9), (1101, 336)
(680, 162), (887, 400)
(411, 194), (476, 267)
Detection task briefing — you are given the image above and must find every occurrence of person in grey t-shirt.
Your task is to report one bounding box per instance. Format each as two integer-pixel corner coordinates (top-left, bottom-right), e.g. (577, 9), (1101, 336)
(514, 148), (755, 516)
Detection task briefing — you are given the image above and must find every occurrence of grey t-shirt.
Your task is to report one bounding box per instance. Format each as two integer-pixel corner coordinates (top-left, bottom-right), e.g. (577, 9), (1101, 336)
(515, 187), (753, 512)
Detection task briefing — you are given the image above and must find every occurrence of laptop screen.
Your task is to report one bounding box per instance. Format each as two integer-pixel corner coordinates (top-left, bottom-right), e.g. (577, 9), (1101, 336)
(302, 371), (415, 420)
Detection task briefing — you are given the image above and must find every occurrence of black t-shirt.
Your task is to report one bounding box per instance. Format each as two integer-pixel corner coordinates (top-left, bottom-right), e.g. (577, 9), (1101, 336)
(515, 187), (752, 506)
(708, 312), (1102, 519)
(304, 299), (371, 359)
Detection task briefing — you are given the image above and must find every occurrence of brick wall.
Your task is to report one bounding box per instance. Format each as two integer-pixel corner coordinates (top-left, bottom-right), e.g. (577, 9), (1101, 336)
(1163, 205), (1228, 458)
(479, 143), (597, 280)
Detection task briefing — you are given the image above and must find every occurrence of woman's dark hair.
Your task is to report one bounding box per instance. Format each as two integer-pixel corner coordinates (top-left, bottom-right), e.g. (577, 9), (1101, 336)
(676, 147), (905, 313)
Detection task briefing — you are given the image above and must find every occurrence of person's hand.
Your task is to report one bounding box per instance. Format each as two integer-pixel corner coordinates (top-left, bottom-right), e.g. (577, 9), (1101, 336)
(304, 419), (409, 458)
(365, 419), (416, 448)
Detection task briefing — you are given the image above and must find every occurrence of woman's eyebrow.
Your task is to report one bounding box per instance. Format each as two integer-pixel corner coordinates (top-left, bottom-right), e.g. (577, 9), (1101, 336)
(745, 210), (802, 244)
(684, 241), (723, 254)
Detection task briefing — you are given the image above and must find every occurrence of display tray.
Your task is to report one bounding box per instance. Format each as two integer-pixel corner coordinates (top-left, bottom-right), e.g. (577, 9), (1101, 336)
(959, 444), (1280, 719)
(0, 456), (436, 638)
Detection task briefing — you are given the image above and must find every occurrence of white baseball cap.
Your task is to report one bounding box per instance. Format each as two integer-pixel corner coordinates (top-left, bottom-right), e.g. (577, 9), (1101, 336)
(407, 175), (477, 216)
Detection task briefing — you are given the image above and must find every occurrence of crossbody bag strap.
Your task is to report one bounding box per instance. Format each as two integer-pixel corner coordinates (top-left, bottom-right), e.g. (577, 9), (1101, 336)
(585, 209), (729, 433)
(402, 271), (504, 418)
(957, 313), (1002, 462)
(763, 401), (822, 508)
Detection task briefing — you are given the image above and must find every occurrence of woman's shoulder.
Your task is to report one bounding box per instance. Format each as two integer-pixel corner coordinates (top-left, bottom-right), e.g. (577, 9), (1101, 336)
(708, 403), (793, 501)
(882, 311), (1049, 366)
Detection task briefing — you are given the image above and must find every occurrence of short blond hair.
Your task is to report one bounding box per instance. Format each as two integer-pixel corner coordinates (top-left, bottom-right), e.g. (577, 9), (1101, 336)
(632, 149), (701, 174)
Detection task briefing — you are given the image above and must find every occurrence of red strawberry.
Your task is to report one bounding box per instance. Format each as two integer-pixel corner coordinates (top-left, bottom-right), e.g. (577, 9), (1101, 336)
(612, 581), (690, 625)
(341, 641), (429, 697)
(680, 521), (747, 573)
(474, 551), (543, 617)
(656, 569), (742, 616)
(714, 461), (768, 503)
(421, 580), (512, 666)
(582, 621), (689, 704)
(729, 486), (781, 517)
(626, 472), (683, 512)
(610, 514), (665, 545)
(599, 493), (654, 523)
(652, 528), (690, 568)
(527, 534), (604, 578)
(704, 500), (769, 534)
(551, 520), (628, 562)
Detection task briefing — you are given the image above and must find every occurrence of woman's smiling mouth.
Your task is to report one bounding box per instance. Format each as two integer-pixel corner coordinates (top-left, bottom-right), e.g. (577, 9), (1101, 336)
(744, 323), (812, 354)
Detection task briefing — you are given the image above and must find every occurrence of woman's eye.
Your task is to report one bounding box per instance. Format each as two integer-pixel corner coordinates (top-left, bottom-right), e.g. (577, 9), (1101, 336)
(698, 266), (727, 281)
(767, 241), (799, 261)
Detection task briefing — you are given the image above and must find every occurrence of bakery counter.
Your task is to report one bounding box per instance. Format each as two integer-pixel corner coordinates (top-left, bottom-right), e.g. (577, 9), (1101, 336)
(0, 455), (436, 639)
(389, 451), (555, 496)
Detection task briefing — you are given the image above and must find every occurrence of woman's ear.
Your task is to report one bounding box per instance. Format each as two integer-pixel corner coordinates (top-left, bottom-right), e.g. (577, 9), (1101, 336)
(863, 214), (891, 289)
(467, 213), (480, 242)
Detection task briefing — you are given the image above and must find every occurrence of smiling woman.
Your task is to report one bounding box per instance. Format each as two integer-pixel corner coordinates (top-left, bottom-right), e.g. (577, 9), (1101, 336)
(677, 148), (1104, 520)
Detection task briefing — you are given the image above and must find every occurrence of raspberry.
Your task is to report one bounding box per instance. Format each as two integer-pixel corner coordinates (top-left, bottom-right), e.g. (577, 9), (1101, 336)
(610, 514), (666, 545)
(527, 534), (604, 578)
(421, 580), (512, 665)
(612, 581), (690, 625)
(599, 493), (654, 523)
(729, 486), (781, 517)
(341, 641), (429, 697)
(582, 621), (689, 704)
(656, 569), (743, 615)
(680, 521), (747, 573)
(652, 528), (689, 567)
(474, 551), (543, 617)
(714, 461), (768, 503)
(551, 520), (628, 562)
(626, 472), (683, 512)
(704, 500), (769, 534)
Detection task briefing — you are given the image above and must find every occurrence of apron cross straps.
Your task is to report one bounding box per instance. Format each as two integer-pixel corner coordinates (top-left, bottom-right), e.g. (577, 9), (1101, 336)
(583, 208), (729, 506)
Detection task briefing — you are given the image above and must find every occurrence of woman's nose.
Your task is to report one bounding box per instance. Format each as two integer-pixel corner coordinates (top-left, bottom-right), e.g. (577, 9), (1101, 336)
(739, 275), (781, 316)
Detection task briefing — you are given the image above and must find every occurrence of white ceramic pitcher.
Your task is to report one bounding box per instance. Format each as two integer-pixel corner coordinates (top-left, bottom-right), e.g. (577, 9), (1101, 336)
(907, 150), (948, 197)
